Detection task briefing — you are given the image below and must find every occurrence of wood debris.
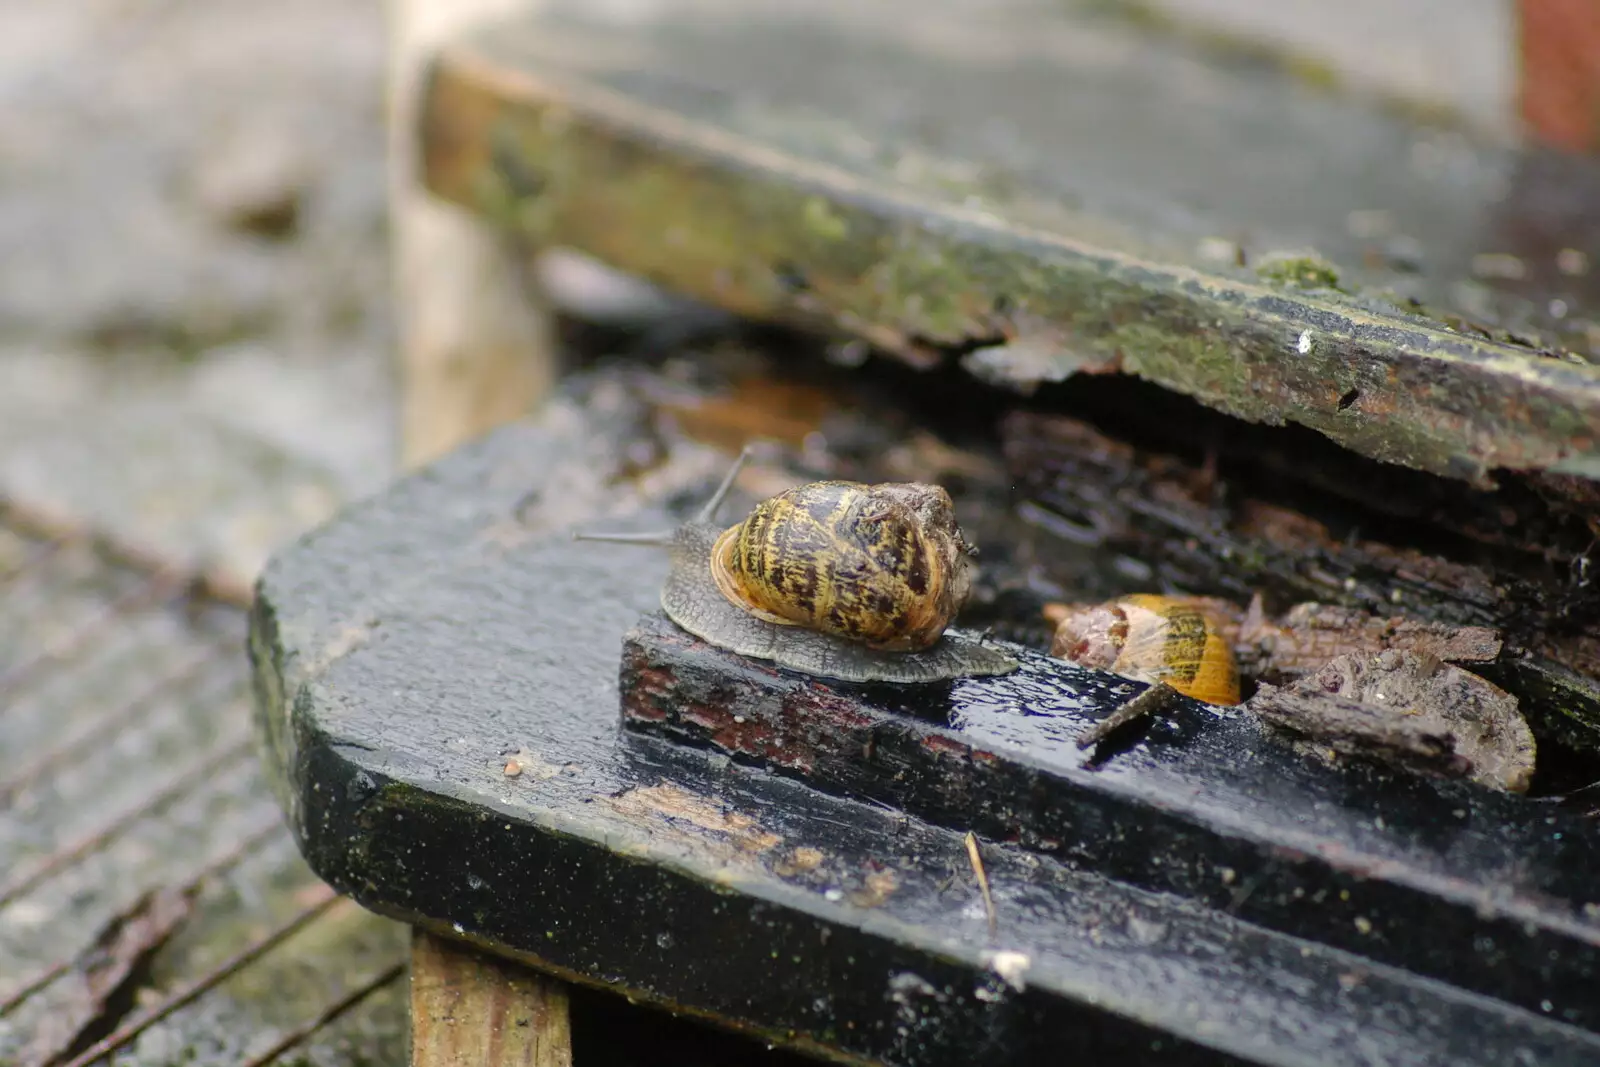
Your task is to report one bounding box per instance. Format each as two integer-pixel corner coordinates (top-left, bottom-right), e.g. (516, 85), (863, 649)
(1246, 649), (1535, 792)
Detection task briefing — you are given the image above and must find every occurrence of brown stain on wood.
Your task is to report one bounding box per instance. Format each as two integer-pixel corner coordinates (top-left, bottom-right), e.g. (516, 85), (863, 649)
(410, 929), (573, 1067)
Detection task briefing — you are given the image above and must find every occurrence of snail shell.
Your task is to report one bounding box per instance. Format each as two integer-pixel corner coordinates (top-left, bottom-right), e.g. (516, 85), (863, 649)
(579, 449), (1018, 684)
(1050, 593), (1241, 705)
(711, 480), (974, 651)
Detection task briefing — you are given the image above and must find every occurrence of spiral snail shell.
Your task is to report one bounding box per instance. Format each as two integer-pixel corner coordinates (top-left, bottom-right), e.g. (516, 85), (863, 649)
(1049, 593), (1241, 706)
(577, 448), (1018, 683)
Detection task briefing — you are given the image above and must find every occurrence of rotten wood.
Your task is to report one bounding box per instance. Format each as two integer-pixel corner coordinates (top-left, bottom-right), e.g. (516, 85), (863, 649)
(410, 930), (573, 1067)
(1245, 649), (1537, 793)
(53, 888), (345, 1067)
(0, 523), (410, 1067)
(1001, 408), (1600, 759)
(22, 886), (196, 1067)
(1230, 600), (1504, 682)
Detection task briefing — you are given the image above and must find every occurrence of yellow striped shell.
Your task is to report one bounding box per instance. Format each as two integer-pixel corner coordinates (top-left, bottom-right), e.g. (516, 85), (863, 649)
(1050, 594), (1241, 705)
(710, 480), (973, 652)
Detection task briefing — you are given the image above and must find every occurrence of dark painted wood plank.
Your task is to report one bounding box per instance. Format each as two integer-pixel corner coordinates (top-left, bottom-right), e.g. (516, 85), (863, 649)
(619, 610), (1600, 1031)
(252, 370), (1600, 1067)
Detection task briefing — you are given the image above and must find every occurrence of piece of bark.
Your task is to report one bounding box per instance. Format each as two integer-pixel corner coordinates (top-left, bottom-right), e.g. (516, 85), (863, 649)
(1043, 594), (1503, 686)
(1234, 600), (1503, 681)
(1247, 650), (1536, 793)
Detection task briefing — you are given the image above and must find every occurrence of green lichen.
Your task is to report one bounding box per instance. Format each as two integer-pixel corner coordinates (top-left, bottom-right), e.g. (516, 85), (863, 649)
(1101, 317), (1246, 399)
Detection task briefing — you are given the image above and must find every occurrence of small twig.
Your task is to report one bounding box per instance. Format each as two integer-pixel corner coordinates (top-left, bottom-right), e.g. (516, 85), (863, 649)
(1076, 681), (1177, 748)
(964, 832), (997, 938)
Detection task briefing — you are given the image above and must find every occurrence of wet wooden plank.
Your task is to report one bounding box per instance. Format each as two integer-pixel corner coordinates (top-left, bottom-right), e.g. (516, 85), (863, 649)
(618, 610), (1600, 1031)
(418, 0), (1600, 493)
(252, 369), (1600, 1067)
(0, 540), (410, 1067)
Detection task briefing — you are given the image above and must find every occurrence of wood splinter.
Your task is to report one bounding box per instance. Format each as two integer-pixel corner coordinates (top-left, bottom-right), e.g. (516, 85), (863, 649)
(1076, 682), (1178, 748)
(965, 831), (997, 938)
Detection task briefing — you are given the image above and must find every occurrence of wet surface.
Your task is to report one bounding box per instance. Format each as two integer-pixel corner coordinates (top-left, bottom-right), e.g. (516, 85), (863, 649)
(622, 612), (1600, 1027)
(0, 531), (411, 1067)
(255, 370), (1600, 1066)
(0, 3), (415, 1061)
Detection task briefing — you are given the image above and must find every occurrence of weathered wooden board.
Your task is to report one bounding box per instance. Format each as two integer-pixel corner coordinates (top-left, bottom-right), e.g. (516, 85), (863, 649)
(418, 0), (1600, 491)
(0, 529), (410, 1067)
(252, 371), (1600, 1067)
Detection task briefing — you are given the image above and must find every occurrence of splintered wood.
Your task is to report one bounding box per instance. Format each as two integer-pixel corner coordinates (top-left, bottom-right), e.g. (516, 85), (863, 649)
(1247, 650), (1536, 793)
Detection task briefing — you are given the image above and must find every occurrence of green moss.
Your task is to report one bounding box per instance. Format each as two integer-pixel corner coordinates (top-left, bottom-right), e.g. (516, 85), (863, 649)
(801, 196), (851, 243)
(1254, 252), (1345, 292)
(422, 71), (1600, 485)
(1105, 317), (1244, 397)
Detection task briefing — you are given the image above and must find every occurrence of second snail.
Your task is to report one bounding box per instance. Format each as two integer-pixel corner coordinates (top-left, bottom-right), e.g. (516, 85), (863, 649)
(1047, 594), (1242, 706)
(1045, 592), (1509, 708)
(577, 448), (1019, 683)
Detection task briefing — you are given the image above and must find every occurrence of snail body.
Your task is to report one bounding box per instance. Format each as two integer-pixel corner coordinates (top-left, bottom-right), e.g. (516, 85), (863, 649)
(1050, 593), (1241, 705)
(578, 449), (1018, 684)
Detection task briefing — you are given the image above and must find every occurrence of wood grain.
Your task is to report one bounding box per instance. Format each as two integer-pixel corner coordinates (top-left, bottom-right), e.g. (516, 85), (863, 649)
(411, 930), (572, 1067)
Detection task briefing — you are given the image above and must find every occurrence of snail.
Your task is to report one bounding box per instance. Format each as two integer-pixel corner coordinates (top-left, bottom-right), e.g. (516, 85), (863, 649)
(1048, 594), (1241, 705)
(576, 448), (1018, 683)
